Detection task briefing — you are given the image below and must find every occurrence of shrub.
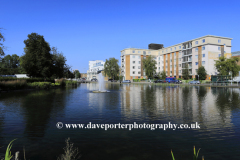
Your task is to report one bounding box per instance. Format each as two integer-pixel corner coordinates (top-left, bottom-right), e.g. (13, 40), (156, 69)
(0, 80), (27, 90)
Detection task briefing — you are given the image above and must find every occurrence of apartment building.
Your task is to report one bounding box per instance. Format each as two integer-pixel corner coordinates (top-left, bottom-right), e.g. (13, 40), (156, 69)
(120, 35), (232, 80)
(87, 60), (105, 80)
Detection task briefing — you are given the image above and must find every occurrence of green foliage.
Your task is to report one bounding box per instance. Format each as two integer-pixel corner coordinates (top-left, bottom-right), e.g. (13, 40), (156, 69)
(159, 71), (167, 80)
(57, 138), (81, 160)
(51, 47), (69, 78)
(28, 82), (54, 89)
(73, 70), (81, 79)
(142, 56), (157, 79)
(4, 139), (17, 160)
(55, 78), (66, 87)
(215, 56), (240, 77)
(103, 58), (119, 80)
(0, 28), (5, 58)
(0, 80), (27, 90)
(197, 66), (207, 80)
(0, 77), (55, 83)
(21, 33), (53, 78)
(182, 63), (190, 80)
(171, 146), (203, 160)
(133, 78), (146, 82)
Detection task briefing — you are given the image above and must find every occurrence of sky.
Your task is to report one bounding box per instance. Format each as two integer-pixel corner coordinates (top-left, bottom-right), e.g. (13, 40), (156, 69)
(1, 0), (240, 73)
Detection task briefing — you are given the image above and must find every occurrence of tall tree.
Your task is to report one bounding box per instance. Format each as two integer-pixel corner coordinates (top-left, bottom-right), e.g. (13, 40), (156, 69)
(182, 63), (190, 80)
(51, 47), (67, 78)
(21, 33), (53, 78)
(0, 28), (5, 59)
(103, 58), (119, 80)
(73, 70), (81, 78)
(142, 56), (157, 79)
(197, 66), (207, 80)
(215, 56), (240, 77)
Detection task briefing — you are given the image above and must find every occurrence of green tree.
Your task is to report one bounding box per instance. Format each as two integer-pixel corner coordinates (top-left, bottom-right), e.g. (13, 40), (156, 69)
(0, 28), (5, 59)
(73, 70), (81, 78)
(182, 63), (190, 80)
(142, 56), (157, 79)
(215, 56), (240, 77)
(51, 47), (67, 78)
(159, 71), (167, 80)
(1, 54), (20, 68)
(103, 58), (119, 80)
(21, 33), (53, 78)
(197, 66), (207, 80)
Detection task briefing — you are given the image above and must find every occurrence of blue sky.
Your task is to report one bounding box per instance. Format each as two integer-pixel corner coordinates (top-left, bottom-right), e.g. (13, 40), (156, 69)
(1, 0), (240, 73)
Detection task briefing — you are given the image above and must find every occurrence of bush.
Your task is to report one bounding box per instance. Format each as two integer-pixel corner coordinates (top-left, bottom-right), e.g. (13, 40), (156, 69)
(0, 80), (27, 90)
(28, 82), (53, 89)
(0, 77), (55, 83)
(55, 78), (66, 87)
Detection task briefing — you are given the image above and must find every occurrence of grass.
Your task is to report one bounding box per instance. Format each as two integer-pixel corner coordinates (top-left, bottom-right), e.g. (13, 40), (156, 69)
(57, 138), (81, 160)
(171, 146), (204, 160)
(3, 139), (16, 160)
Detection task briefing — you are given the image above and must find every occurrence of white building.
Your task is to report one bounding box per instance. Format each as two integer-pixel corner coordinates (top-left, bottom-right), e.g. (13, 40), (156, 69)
(87, 60), (105, 80)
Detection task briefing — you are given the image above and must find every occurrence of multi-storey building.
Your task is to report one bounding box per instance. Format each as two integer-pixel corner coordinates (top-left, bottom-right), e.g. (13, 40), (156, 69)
(120, 35), (232, 80)
(87, 60), (105, 80)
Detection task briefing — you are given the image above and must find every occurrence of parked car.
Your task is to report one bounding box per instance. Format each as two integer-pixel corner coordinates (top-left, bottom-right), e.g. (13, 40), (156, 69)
(175, 80), (182, 84)
(189, 80), (200, 84)
(108, 79), (113, 82)
(122, 80), (131, 83)
(154, 79), (163, 83)
(91, 78), (98, 81)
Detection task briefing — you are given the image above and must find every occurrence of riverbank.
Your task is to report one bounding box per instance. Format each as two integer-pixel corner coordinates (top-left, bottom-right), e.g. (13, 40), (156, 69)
(0, 79), (79, 92)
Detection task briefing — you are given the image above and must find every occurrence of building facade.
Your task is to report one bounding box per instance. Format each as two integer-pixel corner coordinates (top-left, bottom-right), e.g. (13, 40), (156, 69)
(121, 35), (232, 80)
(87, 60), (105, 80)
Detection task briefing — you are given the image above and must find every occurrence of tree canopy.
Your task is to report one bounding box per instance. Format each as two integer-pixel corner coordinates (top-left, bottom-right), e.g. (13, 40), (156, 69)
(182, 63), (190, 80)
(21, 33), (53, 78)
(159, 71), (167, 80)
(103, 58), (119, 80)
(197, 66), (207, 80)
(0, 29), (5, 59)
(142, 56), (157, 79)
(73, 70), (81, 78)
(51, 47), (68, 78)
(215, 56), (240, 77)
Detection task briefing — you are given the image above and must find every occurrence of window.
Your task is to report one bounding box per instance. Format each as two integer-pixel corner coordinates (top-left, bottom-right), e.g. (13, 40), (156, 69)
(196, 62), (198, 65)
(179, 58), (181, 61)
(143, 51), (146, 55)
(202, 46), (205, 50)
(158, 62), (160, 65)
(133, 55), (135, 58)
(195, 48), (198, 52)
(170, 65), (172, 68)
(162, 50), (164, 53)
(179, 46), (181, 49)
(138, 71), (141, 74)
(202, 54), (205, 57)
(133, 71), (135, 74)
(166, 49), (168, 52)
(170, 60), (172, 62)
(218, 47), (220, 50)
(138, 61), (140, 64)
(138, 56), (140, 59)
(195, 41), (198, 45)
(179, 64), (181, 67)
(138, 66), (140, 69)
(202, 39), (205, 43)
(132, 50), (135, 53)
(174, 58), (176, 61)
(196, 69), (198, 73)
(133, 61), (135, 64)
(174, 47), (176, 50)
(179, 70), (181, 73)
(202, 61), (205, 65)
(174, 52), (176, 56)
(171, 48), (172, 51)
(159, 67), (160, 69)
(158, 57), (160, 60)
(133, 66), (135, 69)
(174, 65), (176, 67)
(170, 71), (172, 73)
(138, 51), (141, 53)
(195, 55), (198, 58)
(218, 39), (221, 43)
(166, 60), (168, 63)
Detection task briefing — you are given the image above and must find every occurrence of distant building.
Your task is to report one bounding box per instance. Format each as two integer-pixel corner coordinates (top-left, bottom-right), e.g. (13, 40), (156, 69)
(232, 51), (240, 66)
(87, 60), (105, 80)
(81, 73), (87, 78)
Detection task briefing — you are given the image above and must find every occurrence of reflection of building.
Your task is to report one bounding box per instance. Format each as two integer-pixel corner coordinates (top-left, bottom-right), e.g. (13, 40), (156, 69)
(120, 85), (234, 130)
(121, 35), (232, 80)
(87, 60), (105, 80)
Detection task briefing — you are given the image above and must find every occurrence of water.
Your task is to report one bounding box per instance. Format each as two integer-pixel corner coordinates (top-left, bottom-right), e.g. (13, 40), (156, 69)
(0, 84), (240, 160)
